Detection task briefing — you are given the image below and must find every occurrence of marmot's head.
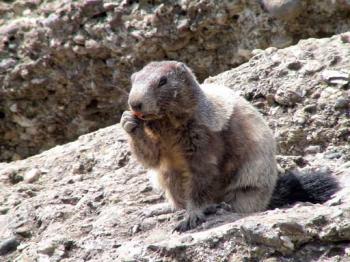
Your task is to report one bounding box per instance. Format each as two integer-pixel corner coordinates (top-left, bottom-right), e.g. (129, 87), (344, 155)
(128, 61), (200, 121)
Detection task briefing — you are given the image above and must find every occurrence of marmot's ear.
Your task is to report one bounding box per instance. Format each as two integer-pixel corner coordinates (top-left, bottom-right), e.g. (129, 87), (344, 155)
(174, 62), (188, 73)
(175, 62), (198, 84)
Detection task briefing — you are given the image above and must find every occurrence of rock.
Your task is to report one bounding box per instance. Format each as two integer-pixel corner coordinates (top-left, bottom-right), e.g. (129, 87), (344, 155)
(262, 0), (302, 20)
(341, 32), (350, 43)
(207, 34), (350, 156)
(0, 237), (20, 256)
(304, 145), (321, 154)
(301, 60), (323, 75)
(337, 0), (350, 10)
(37, 240), (57, 256)
(0, 58), (16, 73)
(286, 60), (303, 70)
(130, 224), (141, 235)
(14, 226), (32, 238)
(321, 70), (350, 85)
(7, 171), (23, 184)
(274, 89), (303, 106)
(0, 207), (9, 215)
(1, 1), (350, 162)
(23, 168), (41, 183)
(334, 98), (350, 110)
(302, 104), (317, 113)
(0, 33), (349, 261)
(325, 152), (342, 160)
(73, 34), (85, 45)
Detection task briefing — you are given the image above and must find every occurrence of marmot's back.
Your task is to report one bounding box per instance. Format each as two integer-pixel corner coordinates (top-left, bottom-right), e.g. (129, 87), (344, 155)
(198, 83), (276, 163)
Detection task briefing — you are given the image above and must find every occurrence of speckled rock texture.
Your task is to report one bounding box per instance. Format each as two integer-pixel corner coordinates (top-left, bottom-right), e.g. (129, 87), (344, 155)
(0, 32), (350, 261)
(1, 0), (350, 161)
(206, 33), (350, 159)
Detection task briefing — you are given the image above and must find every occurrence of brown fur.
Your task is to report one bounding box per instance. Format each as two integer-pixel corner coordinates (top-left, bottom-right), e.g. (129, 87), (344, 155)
(121, 61), (277, 232)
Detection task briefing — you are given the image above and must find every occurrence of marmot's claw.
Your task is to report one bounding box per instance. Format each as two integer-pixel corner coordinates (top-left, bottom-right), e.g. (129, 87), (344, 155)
(217, 202), (232, 211)
(173, 213), (205, 233)
(121, 111), (140, 133)
(204, 202), (232, 215)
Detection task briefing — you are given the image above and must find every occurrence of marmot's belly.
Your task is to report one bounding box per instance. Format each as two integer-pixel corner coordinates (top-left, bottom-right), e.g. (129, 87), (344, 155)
(156, 151), (191, 209)
(144, 123), (198, 209)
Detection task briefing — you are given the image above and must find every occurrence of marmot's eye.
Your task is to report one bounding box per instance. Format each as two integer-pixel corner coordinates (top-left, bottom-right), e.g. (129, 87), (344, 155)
(158, 76), (167, 87)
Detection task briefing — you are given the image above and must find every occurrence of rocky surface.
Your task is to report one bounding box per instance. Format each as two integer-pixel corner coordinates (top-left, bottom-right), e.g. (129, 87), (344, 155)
(206, 33), (350, 160)
(0, 33), (350, 261)
(1, 0), (350, 162)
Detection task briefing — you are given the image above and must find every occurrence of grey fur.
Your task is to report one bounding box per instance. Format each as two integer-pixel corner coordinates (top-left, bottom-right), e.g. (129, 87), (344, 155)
(121, 61), (337, 232)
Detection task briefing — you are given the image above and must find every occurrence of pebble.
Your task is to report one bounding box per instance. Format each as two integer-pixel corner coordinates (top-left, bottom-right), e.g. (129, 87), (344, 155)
(12, 115), (35, 128)
(73, 35), (86, 45)
(73, 45), (88, 55)
(251, 49), (264, 56)
(0, 207), (9, 215)
(262, 0), (302, 20)
(9, 103), (18, 113)
(8, 172), (23, 184)
(23, 168), (41, 183)
(286, 60), (302, 70)
(339, 161), (350, 170)
(266, 94), (275, 105)
(303, 104), (317, 113)
(304, 145), (321, 154)
(37, 241), (57, 256)
(341, 33), (350, 43)
(0, 58), (16, 72)
(103, 3), (118, 11)
(15, 226), (32, 238)
(301, 60), (323, 75)
(274, 89), (302, 106)
(334, 98), (349, 110)
(85, 39), (100, 50)
(130, 224), (141, 235)
(181, 236), (194, 243)
(280, 235), (294, 250)
(325, 152), (342, 160)
(321, 70), (350, 85)
(42, 14), (60, 29)
(0, 237), (20, 256)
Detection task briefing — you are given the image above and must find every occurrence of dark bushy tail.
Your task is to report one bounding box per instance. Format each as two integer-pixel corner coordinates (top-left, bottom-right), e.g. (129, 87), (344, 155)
(268, 170), (339, 209)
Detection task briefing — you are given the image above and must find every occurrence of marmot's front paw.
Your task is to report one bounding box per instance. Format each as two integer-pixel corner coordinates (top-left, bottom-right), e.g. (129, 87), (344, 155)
(121, 111), (140, 133)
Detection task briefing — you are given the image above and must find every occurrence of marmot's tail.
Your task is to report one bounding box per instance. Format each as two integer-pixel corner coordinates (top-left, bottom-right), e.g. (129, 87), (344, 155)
(268, 170), (339, 209)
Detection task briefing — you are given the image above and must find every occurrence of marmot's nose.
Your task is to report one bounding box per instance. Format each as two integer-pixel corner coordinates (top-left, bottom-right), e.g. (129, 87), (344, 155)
(130, 101), (143, 112)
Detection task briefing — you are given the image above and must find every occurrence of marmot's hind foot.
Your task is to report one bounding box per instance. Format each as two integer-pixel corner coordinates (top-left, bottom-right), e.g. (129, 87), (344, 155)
(173, 212), (205, 233)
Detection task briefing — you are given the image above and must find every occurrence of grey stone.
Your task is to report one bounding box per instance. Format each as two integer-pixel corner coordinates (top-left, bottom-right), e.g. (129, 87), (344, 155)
(1, 1), (350, 162)
(322, 70), (350, 85)
(303, 104), (317, 113)
(23, 168), (41, 183)
(0, 30), (349, 262)
(0, 237), (19, 256)
(334, 98), (350, 110)
(304, 145), (321, 154)
(262, 0), (302, 20)
(0, 58), (16, 73)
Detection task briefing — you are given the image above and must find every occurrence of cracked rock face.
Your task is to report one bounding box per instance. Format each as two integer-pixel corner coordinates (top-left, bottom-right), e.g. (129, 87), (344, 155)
(1, 0), (350, 161)
(0, 33), (350, 261)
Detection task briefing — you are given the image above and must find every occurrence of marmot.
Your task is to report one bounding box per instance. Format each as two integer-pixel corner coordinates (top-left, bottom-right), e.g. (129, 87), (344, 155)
(121, 61), (339, 232)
